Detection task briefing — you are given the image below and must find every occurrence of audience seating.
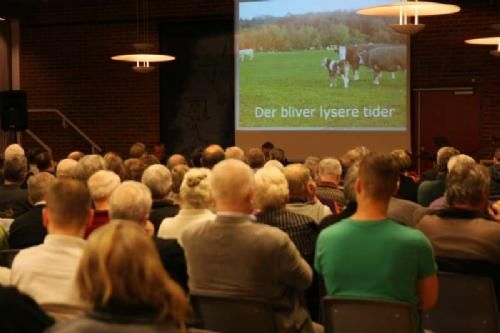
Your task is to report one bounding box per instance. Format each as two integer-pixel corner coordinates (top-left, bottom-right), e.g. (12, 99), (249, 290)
(321, 297), (416, 333)
(40, 303), (86, 322)
(423, 272), (500, 333)
(190, 293), (278, 333)
(0, 249), (20, 268)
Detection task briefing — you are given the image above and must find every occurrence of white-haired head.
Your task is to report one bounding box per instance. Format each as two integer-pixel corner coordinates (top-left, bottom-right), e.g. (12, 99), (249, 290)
(56, 159), (78, 178)
(318, 158), (342, 183)
(284, 163), (314, 199)
(87, 170), (121, 202)
(210, 159), (254, 208)
(225, 146), (246, 162)
(27, 172), (56, 204)
(141, 164), (172, 200)
(254, 166), (289, 211)
(264, 159), (284, 172)
(180, 168), (212, 209)
(109, 181), (152, 224)
(4, 144), (24, 160)
(447, 154), (475, 173)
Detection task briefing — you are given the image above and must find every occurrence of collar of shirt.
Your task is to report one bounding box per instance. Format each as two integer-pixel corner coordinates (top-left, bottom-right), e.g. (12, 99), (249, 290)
(178, 208), (213, 216)
(34, 201), (46, 206)
(318, 181), (338, 188)
(44, 234), (86, 249)
(217, 211), (256, 221)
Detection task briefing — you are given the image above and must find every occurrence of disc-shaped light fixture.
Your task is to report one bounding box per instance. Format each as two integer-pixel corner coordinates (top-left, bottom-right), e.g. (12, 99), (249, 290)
(111, 0), (174, 72)
(357, 1), (461, 35)
(465, 37), (500, 57)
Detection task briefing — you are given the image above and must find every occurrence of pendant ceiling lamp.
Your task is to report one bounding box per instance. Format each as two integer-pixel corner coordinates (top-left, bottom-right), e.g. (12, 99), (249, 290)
(465, 37), (500, 57)
(357, 0), (461, 35)
(111, 0), (174, 73)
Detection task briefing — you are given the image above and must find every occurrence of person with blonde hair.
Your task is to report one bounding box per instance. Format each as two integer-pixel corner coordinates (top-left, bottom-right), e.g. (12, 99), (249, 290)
(158, 168), (214, 244)
(85, 170), (121, 238)
(46, 221), (189, 333)
(73, 154), (106, 182)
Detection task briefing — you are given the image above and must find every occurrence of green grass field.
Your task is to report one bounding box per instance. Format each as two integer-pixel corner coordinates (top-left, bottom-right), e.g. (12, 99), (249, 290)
(239, 49), (407, 129)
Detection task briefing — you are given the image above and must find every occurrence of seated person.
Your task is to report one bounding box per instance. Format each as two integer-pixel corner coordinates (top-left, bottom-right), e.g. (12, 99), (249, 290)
(315, 158), (346, 213)
(489, 147), (500, 199)
(391, 149), (418, 202)
(45, 221), (188, 333)
(254, 166), (320, 320)
(284, 164), (332, 223)
(0, 286), (54, 333)
(157, 168), (214, 244)
(141, 165), (179, 233)
(9, 172), (56, 249)
(11, 179), (93, 305)
(109, 181), (188, 291)
(316, 153), (438, 332)
(417, 162), (500, 263)
(0, 155), (31, 219)
(85, 170), (120, 238)
(182, 159), (319, 333)
(417, 146), (459, 206)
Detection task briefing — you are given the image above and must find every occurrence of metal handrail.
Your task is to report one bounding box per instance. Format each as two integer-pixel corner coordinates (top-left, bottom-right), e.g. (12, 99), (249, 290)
(28, 108), (102, 153)
(25, 129), (52, 153)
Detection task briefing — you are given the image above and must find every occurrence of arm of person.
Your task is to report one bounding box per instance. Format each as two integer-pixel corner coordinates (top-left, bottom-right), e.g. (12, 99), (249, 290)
(417, 274), (438, 310)
(275, 232), (312, 291)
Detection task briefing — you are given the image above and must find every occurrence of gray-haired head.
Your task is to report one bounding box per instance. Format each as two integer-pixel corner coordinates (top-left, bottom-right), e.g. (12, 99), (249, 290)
(445, 163), (490, 208)
(87, 170), (121, 202)
(109, 181), (152, 224)
(74, 154), (106, 182)
(141, 164), (172, 200)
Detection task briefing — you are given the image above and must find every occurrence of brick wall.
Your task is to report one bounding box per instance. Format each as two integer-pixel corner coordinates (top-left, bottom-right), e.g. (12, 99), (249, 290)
(18, 0), (499, 159)
(411, 1), (500, 159)
(19, 0), (233, 159)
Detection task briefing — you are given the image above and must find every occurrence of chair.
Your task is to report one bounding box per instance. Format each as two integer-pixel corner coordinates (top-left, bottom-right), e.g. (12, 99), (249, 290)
(423, 272), (500, 333)
(0, 249), (20, 268)
(40, 303), (85, 322)
(322, 297), (416, 333)
(190, 293), (278, 333)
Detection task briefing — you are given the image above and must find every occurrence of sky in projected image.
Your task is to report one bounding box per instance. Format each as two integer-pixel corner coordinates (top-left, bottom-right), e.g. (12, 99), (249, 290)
(240, 0), (384, 19)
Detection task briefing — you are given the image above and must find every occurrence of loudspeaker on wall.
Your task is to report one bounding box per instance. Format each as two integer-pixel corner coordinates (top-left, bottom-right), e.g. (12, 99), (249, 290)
(0, 90), (28, 131)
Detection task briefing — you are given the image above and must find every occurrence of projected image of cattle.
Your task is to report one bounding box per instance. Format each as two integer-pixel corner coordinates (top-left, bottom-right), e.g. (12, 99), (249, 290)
(238, 9), (408, 129)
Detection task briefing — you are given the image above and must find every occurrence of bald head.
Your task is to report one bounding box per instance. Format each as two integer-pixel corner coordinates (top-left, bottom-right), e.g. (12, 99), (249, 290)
(201, 144), (225, 169)
(166, 154), (187, 170)
(211, 159), (254, 209)
(225, 146), (246, 162)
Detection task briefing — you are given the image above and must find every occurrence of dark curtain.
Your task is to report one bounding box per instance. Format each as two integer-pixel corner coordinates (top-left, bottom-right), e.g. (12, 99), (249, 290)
(159, 18), (235, 158)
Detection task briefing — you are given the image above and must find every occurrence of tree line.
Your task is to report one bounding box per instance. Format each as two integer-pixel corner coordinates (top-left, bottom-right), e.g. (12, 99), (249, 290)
(239, 11), (406, 51)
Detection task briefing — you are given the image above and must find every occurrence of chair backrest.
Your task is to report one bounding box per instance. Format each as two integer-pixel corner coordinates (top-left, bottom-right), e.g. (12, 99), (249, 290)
(322, 297), (416, 333)
(423, 272), (500, 333)
(40, 303), (86, 322)
(190, 293), (278, 333)
(0, 249), (20, 268)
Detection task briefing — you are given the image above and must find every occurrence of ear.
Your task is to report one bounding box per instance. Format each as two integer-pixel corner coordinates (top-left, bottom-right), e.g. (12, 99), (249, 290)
(42, 208), (49, 229)
(393, 180), (400, 196)
(355, 178), (362, 195)
(247, 186), (255, 206)
(87, 209), (95, 226)
(145, 220), (155, 237)
(307, 178), (316, 195)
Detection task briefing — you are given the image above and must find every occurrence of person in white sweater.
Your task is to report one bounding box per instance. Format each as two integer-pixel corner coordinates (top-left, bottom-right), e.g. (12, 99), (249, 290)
(157, 168), (214, 245)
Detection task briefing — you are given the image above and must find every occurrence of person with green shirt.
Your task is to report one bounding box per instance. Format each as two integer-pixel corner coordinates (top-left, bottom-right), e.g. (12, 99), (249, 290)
(315, 152), (438, 332)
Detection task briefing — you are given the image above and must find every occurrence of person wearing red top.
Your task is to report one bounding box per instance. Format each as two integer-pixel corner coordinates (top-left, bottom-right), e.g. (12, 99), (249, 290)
(85, 170), (120, 238)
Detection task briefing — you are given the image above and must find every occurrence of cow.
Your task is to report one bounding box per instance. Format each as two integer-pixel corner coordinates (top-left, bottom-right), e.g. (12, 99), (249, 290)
(322, 58), (350, 88)
(360, 45), (406, 85)
(239, 48), (254, 62)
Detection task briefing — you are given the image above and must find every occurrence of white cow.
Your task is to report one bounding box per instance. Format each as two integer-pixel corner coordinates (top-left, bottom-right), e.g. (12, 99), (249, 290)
(239, 49), (254, 62)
